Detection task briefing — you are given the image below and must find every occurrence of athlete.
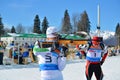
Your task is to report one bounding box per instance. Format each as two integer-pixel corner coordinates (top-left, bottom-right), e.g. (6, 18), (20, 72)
(80, 36), (108, 80)
(33, 27), (66, 80)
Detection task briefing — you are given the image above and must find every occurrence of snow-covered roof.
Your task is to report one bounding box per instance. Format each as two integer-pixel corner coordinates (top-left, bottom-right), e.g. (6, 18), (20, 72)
(7, 33), (46, 38)
(6, 33), (86, 40)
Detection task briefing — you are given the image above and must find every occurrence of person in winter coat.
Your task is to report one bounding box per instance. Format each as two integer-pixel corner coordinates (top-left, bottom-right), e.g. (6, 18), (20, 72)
(0, 41), (5, 65)
(33, 26), (66, 80)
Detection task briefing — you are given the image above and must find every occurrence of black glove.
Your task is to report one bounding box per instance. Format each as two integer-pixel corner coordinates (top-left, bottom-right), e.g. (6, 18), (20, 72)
(100, 42), (105, 50)
(60, 46), (68, 57)
(100, 61), (104, 65)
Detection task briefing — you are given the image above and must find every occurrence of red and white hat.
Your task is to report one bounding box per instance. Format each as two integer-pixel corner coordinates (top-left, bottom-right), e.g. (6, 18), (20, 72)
(92, 36), (100, 41)
(92, 36), (103, 45)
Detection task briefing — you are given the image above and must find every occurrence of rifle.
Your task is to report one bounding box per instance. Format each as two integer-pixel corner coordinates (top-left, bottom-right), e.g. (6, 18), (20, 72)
(41, 32), (90, 48)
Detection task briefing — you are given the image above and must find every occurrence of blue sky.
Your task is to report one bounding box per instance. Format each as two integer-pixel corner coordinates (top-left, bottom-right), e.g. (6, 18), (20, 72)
(0, 0), (120, 32)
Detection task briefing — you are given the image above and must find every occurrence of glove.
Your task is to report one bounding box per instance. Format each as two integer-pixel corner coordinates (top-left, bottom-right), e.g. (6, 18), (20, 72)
(64, 51), (67, 57)
(59, 50), (67, 57)
(100, 42), (105, 50)
(60, 46), (68, 57)
(100, 61), (104, 65)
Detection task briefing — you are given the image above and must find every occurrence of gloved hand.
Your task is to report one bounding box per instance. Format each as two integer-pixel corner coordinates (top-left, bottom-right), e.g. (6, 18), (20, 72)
(100, 42), (105, 50)
(100, 61), (104, 65)
(59, 47), (67, 57)
(64, 52), (67, 57)
(59, 46), (68, 57)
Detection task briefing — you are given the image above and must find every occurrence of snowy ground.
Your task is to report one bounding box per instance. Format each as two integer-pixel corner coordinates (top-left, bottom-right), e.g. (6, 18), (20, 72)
(0, 55), (120, 80)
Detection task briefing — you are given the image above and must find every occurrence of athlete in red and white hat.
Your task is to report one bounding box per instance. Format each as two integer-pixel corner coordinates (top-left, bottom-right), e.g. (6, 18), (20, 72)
(79, 36), (108, 80)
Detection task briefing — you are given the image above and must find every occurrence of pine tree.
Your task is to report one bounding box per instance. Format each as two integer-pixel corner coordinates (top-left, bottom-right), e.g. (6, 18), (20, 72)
(115, 23), (120, 35)
(33, 15), (41, 34)
(0, 16), (4, 38)
(11, 26), (16, 33)
(77, 11), (90, 33)
(42, 17), (49, 34)
(61, 9), (72, 34)
(115, 23), (120, 46)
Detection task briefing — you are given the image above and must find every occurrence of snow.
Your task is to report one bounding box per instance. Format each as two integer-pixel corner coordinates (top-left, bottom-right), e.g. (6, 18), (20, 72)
(0, 55), (120, 80)
(90, 30), (115, 40)
(90, 31), (117, 46)
(7, 33), (20, 37)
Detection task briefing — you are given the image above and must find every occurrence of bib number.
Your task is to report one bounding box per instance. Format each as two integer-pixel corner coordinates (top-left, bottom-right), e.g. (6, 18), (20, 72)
(45, 55), (52, 63)
(94, 53), (96, 57)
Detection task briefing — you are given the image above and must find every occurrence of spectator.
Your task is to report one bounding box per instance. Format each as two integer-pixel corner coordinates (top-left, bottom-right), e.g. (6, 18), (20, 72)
(0, 41), (5, 65)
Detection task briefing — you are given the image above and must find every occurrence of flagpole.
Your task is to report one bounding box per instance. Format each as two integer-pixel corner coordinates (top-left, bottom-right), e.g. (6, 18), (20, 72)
(97, 4), (100, 37)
